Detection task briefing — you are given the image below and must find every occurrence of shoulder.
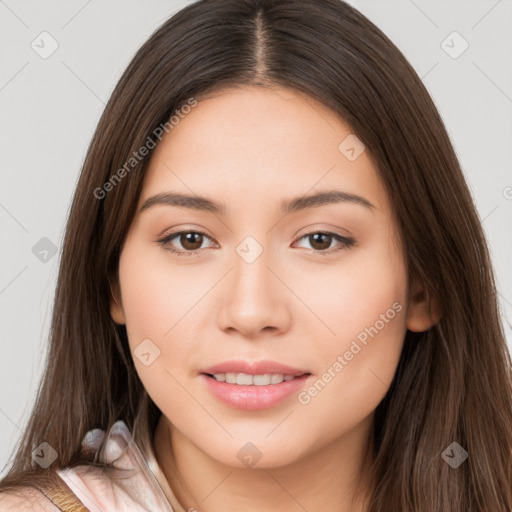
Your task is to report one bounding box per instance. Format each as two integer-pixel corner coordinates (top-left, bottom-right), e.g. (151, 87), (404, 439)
(0, 487), (61, 511)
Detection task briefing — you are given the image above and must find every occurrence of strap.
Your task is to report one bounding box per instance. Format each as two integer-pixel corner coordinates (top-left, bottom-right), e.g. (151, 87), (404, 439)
(31, 472), (89, 512)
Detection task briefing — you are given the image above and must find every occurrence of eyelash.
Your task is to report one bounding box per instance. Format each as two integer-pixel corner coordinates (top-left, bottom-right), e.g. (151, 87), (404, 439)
(156, 229), (355, 257)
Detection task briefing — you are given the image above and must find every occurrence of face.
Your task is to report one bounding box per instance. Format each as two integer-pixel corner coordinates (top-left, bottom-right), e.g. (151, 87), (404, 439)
(110, 86), (431, 468)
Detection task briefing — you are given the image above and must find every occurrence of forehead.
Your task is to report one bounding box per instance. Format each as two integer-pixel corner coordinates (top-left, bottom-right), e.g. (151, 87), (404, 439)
(138, 86), (388, 215)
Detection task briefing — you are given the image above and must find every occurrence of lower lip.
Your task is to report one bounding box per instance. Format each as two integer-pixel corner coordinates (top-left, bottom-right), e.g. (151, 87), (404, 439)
(201, 374), (311, 410)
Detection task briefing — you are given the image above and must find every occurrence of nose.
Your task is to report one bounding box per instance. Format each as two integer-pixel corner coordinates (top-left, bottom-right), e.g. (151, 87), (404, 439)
(216, 244), (292, 339)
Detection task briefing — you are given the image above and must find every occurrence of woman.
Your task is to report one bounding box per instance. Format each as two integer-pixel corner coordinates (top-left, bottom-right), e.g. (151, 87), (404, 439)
(1, 0), (511, 510)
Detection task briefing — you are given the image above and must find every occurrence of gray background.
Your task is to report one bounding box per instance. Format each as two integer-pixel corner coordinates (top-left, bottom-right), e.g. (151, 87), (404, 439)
(1, 0), (511, 477)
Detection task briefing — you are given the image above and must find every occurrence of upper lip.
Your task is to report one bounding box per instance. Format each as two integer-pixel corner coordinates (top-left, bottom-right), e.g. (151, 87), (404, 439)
(200, 360), (310, 377)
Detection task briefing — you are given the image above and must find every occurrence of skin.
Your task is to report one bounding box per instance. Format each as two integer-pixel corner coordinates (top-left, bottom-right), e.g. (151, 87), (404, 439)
(110, 86), (437, 512)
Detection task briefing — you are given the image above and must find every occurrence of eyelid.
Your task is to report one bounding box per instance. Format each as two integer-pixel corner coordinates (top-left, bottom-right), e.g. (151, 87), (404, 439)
(156, 228), (217, 255)
(291, 231), (355, 254)
(156, 228), (355, 256)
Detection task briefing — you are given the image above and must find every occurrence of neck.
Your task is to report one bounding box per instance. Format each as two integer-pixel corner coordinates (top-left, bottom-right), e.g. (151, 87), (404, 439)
(153, 414), (375, 512)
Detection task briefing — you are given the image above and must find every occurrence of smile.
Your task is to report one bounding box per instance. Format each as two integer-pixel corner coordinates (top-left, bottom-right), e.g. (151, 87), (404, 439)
(208, 372), (300, 385)
(201, 372), (311, 410)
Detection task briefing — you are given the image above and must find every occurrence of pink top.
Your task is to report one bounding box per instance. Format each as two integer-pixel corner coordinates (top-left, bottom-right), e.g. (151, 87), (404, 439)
(20, 420), (186, 511)
(53, 420), (185, 511)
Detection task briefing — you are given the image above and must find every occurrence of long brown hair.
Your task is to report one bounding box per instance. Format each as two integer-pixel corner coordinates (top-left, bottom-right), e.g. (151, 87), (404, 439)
(2, 0), (511, 509)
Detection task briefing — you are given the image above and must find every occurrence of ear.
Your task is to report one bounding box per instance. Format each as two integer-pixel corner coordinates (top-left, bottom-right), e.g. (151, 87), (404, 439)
(108, 272), (126, 325)
(406, 278), (442, 332)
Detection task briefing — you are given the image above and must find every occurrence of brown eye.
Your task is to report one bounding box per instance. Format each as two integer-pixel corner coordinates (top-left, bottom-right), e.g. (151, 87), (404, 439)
(308, 233), (332, 251)
(179, 232), (204, 250)
(158, 229), (354, 257)
(157, 230), (215, 256)
(294, 231), (355, 254)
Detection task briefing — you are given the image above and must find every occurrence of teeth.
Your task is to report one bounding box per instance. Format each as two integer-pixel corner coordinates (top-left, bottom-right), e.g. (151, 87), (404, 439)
(270, 373), (283, 384)
(213, 372), (298, 385)
(237, 373), (253, 385)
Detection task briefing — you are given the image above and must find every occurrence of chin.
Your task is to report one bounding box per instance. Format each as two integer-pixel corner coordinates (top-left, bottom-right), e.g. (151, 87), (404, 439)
(199, 434), (310, 470)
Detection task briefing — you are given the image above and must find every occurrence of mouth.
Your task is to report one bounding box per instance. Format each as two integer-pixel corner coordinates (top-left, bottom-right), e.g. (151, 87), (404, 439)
(203, 372), (310, 386)
(199, 362), (312, 410)
(199, 372), (312, 411)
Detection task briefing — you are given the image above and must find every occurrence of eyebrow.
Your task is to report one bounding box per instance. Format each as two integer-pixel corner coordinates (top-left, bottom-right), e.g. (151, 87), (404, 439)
(139, 189), (375, 216)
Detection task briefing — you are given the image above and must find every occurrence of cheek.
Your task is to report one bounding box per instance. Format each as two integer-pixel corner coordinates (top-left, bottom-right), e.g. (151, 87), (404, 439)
(118, 241), (197, 341)
(117, 244), (202, 420)
(294, 234), (407, 347)
(117, 244), (198, 382)
(294, 233), (408, 404)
